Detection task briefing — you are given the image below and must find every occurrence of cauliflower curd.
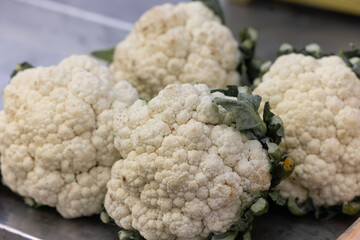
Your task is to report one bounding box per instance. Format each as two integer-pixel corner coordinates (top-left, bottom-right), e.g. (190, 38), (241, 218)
(254, 53), (360, 207)
(105, 84), (272, 240)
(0, 55), (138, 218)
(110, 2), (240, 98)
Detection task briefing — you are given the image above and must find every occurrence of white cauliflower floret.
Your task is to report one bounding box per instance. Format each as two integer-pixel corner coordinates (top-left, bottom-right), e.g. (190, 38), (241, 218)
(0, 55), (138, 218)
(110, 2), (240, 98)
(254, 53), (360, 207)
(106, 84), (271, 240)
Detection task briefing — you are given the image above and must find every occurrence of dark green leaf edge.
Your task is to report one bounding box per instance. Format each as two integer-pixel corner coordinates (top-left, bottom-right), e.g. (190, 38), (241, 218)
(91, 47), (115, 64)
(236, 27), (271, 89)
(277, 42), (332, 59)
(100, 206), (145, 240)
(192, 0), (225, 24)
(23, 197), (43, 208)
(244, 42), (329, 89)
(211, 86), (292, 188)
(100, 204), (117, 226)
(210, 85), (293, 239)
(118, 229), (145, 240)
(10, 62), (33, 78)
(338, 44), (360, 79)
(139, 97), (150, 103)
(269, 190), (360, 219)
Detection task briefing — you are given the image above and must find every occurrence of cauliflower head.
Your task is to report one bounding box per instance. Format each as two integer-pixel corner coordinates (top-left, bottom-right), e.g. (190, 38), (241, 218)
(110, 2), (240, 98)
(254, 53), (360, 208)
(0, 55), (138, 218)
(105, 83), (273, 240)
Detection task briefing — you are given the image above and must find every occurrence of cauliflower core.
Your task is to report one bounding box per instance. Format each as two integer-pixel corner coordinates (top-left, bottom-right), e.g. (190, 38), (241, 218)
(110, 2), (240, 98)
(0, 55), (138, 218)
(105, 84), (271, 240)
(254, 54), (360, 207)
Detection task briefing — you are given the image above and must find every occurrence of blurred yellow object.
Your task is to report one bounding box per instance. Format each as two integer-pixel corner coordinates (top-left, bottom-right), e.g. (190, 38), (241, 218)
(280, 0), (360, 16)
(231, 0), (360, 16)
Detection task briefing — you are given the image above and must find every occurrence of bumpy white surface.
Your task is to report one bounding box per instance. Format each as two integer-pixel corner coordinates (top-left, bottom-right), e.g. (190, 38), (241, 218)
(106, 84), (271, 240)
(0, 55), (138, 218)
(254, 54), (360, 207)
(110, 2), (240, 98)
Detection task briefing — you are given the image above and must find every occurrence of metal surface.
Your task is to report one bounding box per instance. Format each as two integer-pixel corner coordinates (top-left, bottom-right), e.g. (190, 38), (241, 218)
(0, 185), (119, 240)
(1, 184), (359, 240)
(0, 0), (360, 239)
(252, 205), (359, 240)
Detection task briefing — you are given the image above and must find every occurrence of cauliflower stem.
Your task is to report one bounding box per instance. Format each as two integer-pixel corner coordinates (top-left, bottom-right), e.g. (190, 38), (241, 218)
(269, 190), (360, 219)
(23, 197), (43, 208)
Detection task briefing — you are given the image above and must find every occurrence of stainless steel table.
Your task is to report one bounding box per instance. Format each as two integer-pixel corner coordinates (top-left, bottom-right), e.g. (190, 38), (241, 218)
(0, 185), (119, 240)
(1, 184), (358, 240)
